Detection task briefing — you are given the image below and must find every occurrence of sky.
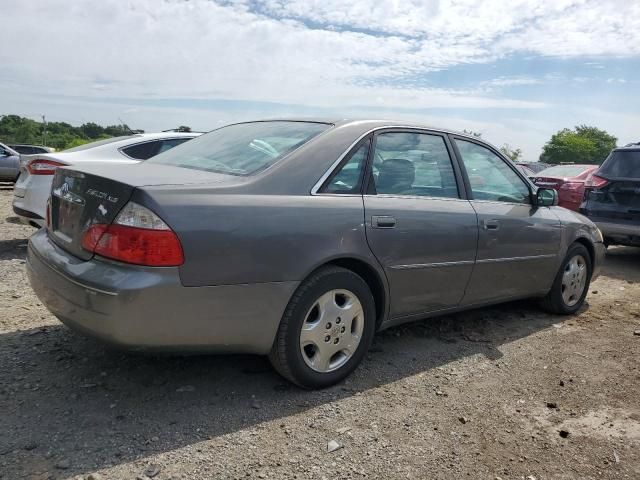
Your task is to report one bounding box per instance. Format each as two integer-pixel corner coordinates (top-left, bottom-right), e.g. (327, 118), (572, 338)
(1, 0), (639, 160)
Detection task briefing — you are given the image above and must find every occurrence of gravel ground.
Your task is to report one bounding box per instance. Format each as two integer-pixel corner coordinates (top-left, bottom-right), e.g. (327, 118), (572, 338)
(0, 184), (639, 480)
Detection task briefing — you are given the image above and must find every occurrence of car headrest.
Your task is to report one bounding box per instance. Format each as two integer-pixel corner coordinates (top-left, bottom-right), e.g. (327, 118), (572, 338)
(377, 158), (415, 194)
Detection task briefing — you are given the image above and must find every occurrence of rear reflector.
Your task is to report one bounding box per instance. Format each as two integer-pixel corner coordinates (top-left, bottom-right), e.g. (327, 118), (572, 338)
(27, 159), (67, 175)
(81, 202), (184, 266)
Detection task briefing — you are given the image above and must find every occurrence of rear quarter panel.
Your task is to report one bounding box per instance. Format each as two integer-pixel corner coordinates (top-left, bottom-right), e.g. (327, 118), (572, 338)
(134, 188), (382, 288)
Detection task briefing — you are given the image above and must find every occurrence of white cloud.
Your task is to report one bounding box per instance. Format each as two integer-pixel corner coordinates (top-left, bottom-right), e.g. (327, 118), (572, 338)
(2, 0), (638, 106)
(1, 0), (639, 159)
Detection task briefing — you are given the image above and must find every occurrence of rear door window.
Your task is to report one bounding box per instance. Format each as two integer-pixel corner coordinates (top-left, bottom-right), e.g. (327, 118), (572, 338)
(371, 132), (460, 198)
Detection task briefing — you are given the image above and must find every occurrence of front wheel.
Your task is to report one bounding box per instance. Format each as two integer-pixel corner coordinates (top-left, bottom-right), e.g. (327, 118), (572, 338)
(269, 266), (376, 389)
(541, 243), (592, 315)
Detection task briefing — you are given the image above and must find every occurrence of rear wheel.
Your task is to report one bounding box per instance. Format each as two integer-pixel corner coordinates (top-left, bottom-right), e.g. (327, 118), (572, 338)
(269, 266), (376, 389)
(541, 243), (592, 314)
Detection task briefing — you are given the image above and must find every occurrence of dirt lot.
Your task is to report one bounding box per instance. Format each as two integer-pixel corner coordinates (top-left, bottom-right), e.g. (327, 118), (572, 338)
(0, 185), (639, 480)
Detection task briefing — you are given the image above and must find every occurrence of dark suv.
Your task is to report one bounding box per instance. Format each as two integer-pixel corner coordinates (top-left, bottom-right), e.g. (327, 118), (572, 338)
(581, 144), (640, 247)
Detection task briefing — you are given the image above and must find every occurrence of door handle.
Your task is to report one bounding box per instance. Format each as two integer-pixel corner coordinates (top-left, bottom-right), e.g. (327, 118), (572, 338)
(483, 219), (500, 231)
(372, 215), (396, 228)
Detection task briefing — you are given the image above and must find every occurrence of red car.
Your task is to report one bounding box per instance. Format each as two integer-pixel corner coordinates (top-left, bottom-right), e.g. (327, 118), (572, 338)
(533, 164), (599, 211)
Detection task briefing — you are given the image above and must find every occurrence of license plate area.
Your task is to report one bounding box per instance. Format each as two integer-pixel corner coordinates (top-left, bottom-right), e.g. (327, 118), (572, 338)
(51, 171), (87, 245)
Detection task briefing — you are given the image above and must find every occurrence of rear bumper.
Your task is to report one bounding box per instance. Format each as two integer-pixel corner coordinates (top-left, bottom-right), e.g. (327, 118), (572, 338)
(27, 229), (298, 354)
(593, 220), (640, 246)
(12, 173), (51, 227)
(13, 205), (44, 227)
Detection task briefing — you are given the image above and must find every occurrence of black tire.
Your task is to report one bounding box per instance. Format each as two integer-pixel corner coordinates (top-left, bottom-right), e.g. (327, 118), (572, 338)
(540, 243), (592, 315)
(269, 266), (376, 389)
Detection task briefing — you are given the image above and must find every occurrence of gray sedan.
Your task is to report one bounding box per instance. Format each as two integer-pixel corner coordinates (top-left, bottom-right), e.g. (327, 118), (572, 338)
(27, 119), (605, 388)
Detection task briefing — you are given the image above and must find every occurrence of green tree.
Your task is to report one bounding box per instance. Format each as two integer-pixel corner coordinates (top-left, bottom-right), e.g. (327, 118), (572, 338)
(540, 125), (617, 165)
(0, 114), (144, 150)
(500, 144), (522, 162)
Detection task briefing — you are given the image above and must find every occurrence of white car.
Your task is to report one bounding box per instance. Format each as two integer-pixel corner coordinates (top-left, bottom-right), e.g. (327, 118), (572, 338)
(13, 132), (200, 227)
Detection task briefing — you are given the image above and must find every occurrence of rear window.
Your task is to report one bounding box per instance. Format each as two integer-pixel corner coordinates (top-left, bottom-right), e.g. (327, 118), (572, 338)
(599, 150), (640, 179)
(537, 165), (591, 177)
(147, 121), (331, 176)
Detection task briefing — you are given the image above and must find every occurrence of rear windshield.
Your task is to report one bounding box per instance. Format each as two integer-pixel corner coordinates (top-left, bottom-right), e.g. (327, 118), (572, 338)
(537, 165), (591, 177)
(599, 150), (640, 179)
(147, 121), (331, 176)
(63, 135), (141, 152)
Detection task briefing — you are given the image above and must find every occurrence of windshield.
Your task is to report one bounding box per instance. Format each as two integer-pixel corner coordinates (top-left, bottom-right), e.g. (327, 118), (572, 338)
(537, 165), (592, 178)
(63, 135), (140, 152)
(599, 150), (640, 179)
(147, 121), (331, 176)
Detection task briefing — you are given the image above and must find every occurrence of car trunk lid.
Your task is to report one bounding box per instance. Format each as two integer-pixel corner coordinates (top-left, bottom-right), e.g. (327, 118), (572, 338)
(48, 163), (243, 260)
(49, 168), (135, 260)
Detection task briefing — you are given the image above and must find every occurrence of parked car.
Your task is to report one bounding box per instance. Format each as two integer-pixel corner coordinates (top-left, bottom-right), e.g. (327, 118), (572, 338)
(13, 132), (200, 227)
(517, 162), (550, 173)
(9, 144), (55, 155)
(27, 119), (605, 388)
(515, 163), (535, 178)
(533, 164), (598, 211)
(0, 142), (20, 181)
(581, 144), (640, 247)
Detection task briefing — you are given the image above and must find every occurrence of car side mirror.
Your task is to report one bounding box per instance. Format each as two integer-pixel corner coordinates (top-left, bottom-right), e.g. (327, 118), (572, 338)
(536, 188), (558, 207)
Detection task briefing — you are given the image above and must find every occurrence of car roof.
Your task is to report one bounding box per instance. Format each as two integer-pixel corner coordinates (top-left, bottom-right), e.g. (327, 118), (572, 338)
(616, 143), (640, 152)
(252, 118), (481, 137)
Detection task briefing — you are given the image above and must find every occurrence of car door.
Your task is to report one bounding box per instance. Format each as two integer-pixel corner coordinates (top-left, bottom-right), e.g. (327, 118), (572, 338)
(362, 130), (478, 319)
(452, 137), (561, 305)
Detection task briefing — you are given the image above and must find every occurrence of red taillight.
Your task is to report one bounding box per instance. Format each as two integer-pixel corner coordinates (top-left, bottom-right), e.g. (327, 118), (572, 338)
(81, 224), (108, 252)
(82, 224), (184, 266)
(585, 174), (609, 189)
(27, 159), (66, 175)
(80, 202), (184, 267)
